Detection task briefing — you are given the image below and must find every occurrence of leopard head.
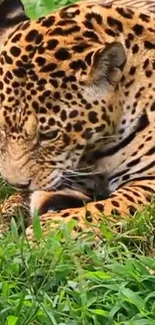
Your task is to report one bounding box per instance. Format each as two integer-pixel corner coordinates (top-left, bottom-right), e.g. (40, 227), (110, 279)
(0, 0), (126, 191)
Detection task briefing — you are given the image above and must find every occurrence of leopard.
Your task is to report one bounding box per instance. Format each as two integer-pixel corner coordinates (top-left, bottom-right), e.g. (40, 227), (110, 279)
(0, 0), (155, 240)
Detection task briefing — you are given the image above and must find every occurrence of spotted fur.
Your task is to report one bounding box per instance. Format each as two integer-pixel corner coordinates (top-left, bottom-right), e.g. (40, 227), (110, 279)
(0, 0), (155, 240)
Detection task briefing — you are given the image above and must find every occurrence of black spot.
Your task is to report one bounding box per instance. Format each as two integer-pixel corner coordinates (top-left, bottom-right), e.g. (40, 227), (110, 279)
(43, 90), (51, 98)
(70, 60), (87, 70)
(63, 75), (76, 82)
(47, 39), (58, 50)
(139, 13), (150, 22)
(41, 16), (55, 27)
(37, 46), (45, 55)
(145, 146), (155, 155)
(144, 41), (155, 49)
(148, 27), (155, 33)
(74, 121), (83, 132)
(25, 29), (39, 42)
(11, 33), (22, 43)
(143, 59), (149, 69)
(39, 117), (46, 123)
(57, 19), (76, 26)
(125, 79), (135, 88)
(46, 102), (52, 110)
(66, 122), (72, 132)
(21, 54), (28, 62)
(53, 105), (60, 113)
(127, 157), (141, 168)
(0, 93), (5, 102)
(95, 203), (104, 212)
(137, 112), (150, 131)
(129, 66), (136, 75)
(35, 33), (43, 45)
(38, 95), (45, 104)
(5, 71), (13, 80)
(107, 16), (123, 32)
(61, 82), (67, 89)
(86, 103), (92, 110)
(60, 110), (67, 121)
(72, 43), (90, 53)
(83, 30), (100, 42)
(122, 174), (130, 182)
(116, 7), (133, 19)
(4, 54), (13, 65)
(88, 111), (98, 124)
(105, 28), (116, 37)
(32, 101), (39, 112)
(65, 93), (73, 100)
(69, 110), (78, 118)
(96, 125), (106, 133)
(82, 128), (92, 140)
(35, 56), (46, 66)
(85, 210), (93, 222)
(50, 79), (58, 88)
(50, 70), (65, 78)
(50, 25), (80, 36)
(83, 20), (94, 29)
(135, 86), (144, 99)
(10, 46), (21, 57)
(145, 70), (152, 78)
(125, 39), (130, 49)
(111, 200), (120, 208)
(26, 44), (33, 52)
(111, 209), (121, 216)
(132, 24), (144, 35)
(85, 12), (103, 24)
(12, 81), (20, 88)
(128, 33), (134, 41)
(13, 68), (25, 78)
(54, 91), (60, 100)
(72, 84), (78, 91)
(63, 133), (70, 145)
(55, 48), (71, 60)
(132, 44), (139, 54)
(128, 205), (137, 215)
(40, 63), (57, 73)
(150, 101), (155, 111)
(62, 212), (70, 218)
(48, 118), (55, 125)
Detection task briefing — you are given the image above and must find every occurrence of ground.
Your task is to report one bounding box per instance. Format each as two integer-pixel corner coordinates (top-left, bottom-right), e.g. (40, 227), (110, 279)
(0, 1), (155, 324)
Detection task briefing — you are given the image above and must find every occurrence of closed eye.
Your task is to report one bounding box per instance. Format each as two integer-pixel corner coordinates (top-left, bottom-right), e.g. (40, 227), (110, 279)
(39, 130), (60, 142)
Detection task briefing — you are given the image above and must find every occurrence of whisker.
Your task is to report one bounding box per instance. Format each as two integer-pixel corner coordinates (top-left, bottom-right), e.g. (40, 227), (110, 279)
(65, 169), (101, 177)
(62, 177), (82, 192)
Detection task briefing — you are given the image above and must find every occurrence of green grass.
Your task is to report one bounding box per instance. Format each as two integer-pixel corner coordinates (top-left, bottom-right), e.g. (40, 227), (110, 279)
(22, 0), (76, 18)
(0, 208), (155, 325)
(0, 0), (155, 324)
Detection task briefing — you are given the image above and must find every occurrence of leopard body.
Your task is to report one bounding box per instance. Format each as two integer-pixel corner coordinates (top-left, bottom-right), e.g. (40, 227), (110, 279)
(0, 0), (155, 239)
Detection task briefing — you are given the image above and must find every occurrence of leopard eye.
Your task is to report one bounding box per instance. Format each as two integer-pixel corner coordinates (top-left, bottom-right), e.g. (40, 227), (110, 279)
(39, 130), (60, 142)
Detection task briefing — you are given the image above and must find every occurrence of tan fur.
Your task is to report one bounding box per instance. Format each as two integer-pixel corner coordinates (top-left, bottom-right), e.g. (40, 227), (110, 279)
(0, 0), (155, 241)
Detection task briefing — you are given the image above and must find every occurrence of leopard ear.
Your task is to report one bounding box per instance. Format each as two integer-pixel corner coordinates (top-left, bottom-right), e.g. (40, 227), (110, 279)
(89, 42), (126, 85)
(0, 0), (29, 45)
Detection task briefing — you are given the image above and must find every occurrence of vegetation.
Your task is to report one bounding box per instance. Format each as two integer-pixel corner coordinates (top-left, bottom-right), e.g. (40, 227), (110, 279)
(0, 1), (155, 324)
